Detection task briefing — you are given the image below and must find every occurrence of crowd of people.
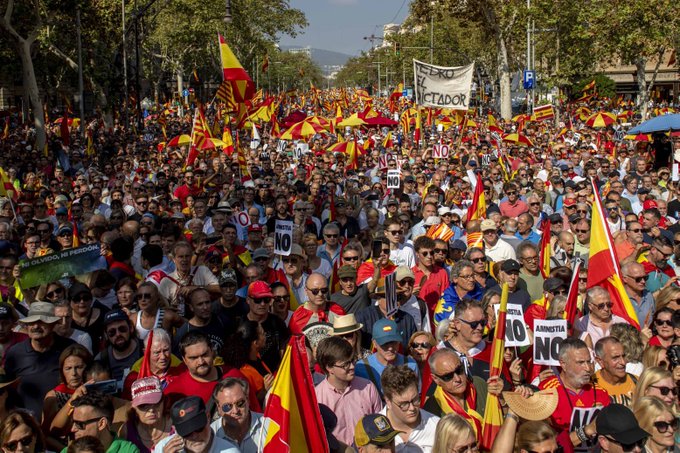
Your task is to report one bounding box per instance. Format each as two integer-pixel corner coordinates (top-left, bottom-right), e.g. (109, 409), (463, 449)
(0, 88), (677, 453)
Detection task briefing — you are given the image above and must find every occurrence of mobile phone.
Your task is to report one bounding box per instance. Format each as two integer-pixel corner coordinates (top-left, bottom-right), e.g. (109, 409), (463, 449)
(372, 240), (383, 259)
(84, 379), (118, 395)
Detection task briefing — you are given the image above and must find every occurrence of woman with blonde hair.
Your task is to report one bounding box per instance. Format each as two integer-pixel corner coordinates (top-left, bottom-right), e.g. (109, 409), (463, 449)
(433, 413), (477, 453)
(407, 331), (436, 373)
(642, 345), (669, 370)
(633, 396), (677, 453)
(632, 366), (678, 409)
(128, 282), (183, 341)
(492, 414), (558, 453)
(654, 285), (680, 311)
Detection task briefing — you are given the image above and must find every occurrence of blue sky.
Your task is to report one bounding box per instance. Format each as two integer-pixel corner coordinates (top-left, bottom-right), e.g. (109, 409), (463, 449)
(279, 0), (411, 56)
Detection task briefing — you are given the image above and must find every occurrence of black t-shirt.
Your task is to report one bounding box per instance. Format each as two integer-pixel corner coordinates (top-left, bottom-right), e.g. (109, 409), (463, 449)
(260, 315), (289, 373)
(266, 214), (294, 234)
(211, 299), (248, 333)
(323, 217), (361, 239)
(330, 285), (371, 314)
(72, 303), (110, 354)
(173, 317), (227, 355)
(668, 199), (680, 220)
(5, 335), (75, 417)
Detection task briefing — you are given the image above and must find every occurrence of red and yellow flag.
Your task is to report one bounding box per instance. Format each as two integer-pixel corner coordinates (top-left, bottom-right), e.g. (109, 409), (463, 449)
(218, 34), (254, 103)
(564, 260), (582, 334)
(0, 167), (16, 200)
(414, 108), (422, 144)
(582, 79), (596, 93)
(532, 104), (555, 122)
(426, 223), (454, 242)
(261, 54), (269, 74)
(480, 283), (508, 450)
(382, 131), (393, 149)
(487, 114), (502, 134)
(261, 336), (329, 453)
(1, 118), (8, 140)
(466, 174), (487, 222)
(538, 219), (552, 278)
(587, 178), (640, 329)
(60, 111), (70, 146)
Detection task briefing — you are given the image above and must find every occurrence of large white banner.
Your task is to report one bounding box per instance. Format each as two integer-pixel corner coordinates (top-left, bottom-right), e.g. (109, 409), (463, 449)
(413, 60), (475, 110)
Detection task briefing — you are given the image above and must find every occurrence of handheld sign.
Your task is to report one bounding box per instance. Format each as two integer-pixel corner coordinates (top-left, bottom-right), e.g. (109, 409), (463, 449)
(533, 319), (567, 366)
(385, 271), (398, 317)
(274, 220), (294, 256)
(432, 144), (450, 159)
(413, 60), (475, 110)
(494, 303), (530, 347)
(386, 169), (401, 189)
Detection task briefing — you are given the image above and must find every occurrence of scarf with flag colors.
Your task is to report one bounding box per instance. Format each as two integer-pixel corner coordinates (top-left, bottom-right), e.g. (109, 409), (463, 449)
(260, 335), (329, 453)
(467, 231), (483, 249)
(480, 283), (508, 449)
(432, 384), (483, 438)
(586, 178), (640, 329)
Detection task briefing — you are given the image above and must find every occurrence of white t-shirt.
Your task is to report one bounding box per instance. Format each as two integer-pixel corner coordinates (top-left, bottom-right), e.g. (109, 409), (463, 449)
(390, 243), (416, 268)
(158, 265), (219, 303)
(378, 407), (440, 453)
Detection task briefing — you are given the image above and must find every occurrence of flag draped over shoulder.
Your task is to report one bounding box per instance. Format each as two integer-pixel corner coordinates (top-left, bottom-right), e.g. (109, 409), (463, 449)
(261, 336), (329, 453)
(480, 283), (508, 450)
(466, 174), (486, 222)
(218, 34), (254, 103)
(586, 178), (640, 329)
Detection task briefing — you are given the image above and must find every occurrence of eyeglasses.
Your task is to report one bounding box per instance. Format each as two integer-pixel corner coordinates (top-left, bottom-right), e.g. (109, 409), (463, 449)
(107, 325), (129, 337)
(576, 210), (588, 214)
(419, 250), (435, 257)
(629, 228), (642, 233)
(471, 257), (486, 264)
(591, 302), (613, 310)
(506, 191), (517, 196)
(457, 273), (475, 280)
(434, 248), (448, 254)
(521, 256), (539, 262)
(3, 435), (34, 452)
(72, 416), (103, 431)
(574, 229), (589, 234)
(282, 258), (298, 264)
(655, 319), (673, 327)
(46, 288), (64, 298)
(221, 399), (247, 413)
(306, 287), (329, 296)
(458, 318), (487, 330)
(392, 394), (421, 411)
(653, 419), (678, 433)
(435, 364), (466, 382)
(650, 385), (679, 396)
(411, 342), (431, 350)
(343, 255), (359, 261)
(388, 230), (403, 235)
(333, 359), (356, 371)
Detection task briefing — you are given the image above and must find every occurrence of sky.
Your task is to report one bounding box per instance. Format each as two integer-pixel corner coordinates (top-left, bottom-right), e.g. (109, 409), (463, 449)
(278, 0), (411, 57)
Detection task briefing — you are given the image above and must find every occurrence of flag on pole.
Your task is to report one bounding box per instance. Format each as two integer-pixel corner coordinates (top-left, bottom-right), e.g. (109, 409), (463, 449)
(1, 118), (8, 139)
(563, 260), (582, 334)
(586, 178), (640, 329)
(532, 104), (555, 121)
(218, 34), (254, 103)
(538, 219), (552, 278)
(261, 54), (269, 73)
(466, 174), (487, 222)
(261, 336), (329, 453)
(414, 108), (422, 144)
(400, 109), (411, 134)
(60, 111), (70, 146)
(480, 282), (508, 450)
(0, 168), (16, 200)
(582, 80), (596, 93)
(382, 131), (393, 148)
(488, 114), (503, 134)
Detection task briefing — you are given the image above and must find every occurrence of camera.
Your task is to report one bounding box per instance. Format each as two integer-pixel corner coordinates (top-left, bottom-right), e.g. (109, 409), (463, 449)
(667, 344), (680, 369)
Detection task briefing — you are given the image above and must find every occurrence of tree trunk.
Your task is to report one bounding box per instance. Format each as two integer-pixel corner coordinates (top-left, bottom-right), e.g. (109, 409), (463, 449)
(636, 57), (649, 120)
(18, 40), (45, 149)
(498, 36), (512, 120)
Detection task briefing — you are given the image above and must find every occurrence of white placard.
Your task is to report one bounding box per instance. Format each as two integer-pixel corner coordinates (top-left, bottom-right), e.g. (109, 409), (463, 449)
(533, 319), (567, 366)
(387, 169), (401, 189)
(494, 303), (530, 347)
(413, 60), (475, 110)
(432, 144), (450, 159)
(274, 220), (294, 256)
(378, 152), (394, 170)
(235, 212), (251, 228)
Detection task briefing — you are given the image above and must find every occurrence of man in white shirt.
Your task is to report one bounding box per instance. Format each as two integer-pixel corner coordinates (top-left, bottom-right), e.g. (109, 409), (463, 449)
(481, 219), (516, 262)
(379, 365), (439, 453)
(211, 378), (263, 453)
(385, 218), (416, 267)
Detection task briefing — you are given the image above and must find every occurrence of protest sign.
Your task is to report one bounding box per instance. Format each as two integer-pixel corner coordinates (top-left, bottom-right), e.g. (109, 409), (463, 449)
(494, 303), (530, 347)
(432, 144), (450, 159)
(413, 60), (475, 110)
(19, 244), (106, 289)
(533, 319), (568, 366)
(387, 169), (401, 189)
(274, 220), (294, 256)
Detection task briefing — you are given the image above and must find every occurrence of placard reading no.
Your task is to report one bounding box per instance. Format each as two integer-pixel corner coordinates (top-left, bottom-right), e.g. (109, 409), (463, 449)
(432, 144), (450, 159)
(274, 220), (294, 256)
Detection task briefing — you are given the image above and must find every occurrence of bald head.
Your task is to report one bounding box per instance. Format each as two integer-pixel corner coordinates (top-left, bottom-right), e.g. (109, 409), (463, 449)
(122, 220), (139, 239)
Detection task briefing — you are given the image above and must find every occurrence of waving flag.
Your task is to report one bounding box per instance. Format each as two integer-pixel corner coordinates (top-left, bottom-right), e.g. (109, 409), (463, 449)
(427, 223), (455, 242)
(587, 178), (639, 329)
(0, 168), (16, 201)
(60, 111), (70, 146)
(480, 283), (508, 450)
(488, 114), (503, 134)
(218, 34), (254, 103)
(466, 174), (487, 222)
(261, 336), (329, 453)
(414, 108), (422, 144)
(538, 219), (552, 278)
(564, 260), (582, 334)
(382, 131), (393, 148)
(582, 79), (596, 93)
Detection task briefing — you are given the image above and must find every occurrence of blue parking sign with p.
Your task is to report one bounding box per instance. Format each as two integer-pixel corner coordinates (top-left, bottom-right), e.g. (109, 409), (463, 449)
(523, 70), (535, 90)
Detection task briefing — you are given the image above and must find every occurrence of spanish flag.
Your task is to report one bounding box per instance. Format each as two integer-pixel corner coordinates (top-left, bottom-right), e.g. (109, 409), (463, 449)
(480, 283), (508, 450)
(466, 174), (486, 222)
(382, 131), (393, 149)
(586, 178), (640, 329)
(582, 79), (596, 93)
(0, 167), (16, 200)
(414, 108), (422, 145)
(538, 219), (551, 278)
(261, 54), (269, 73)
(564, 260), (582, 334)
(261, 336), (329, 453)
(218, 33), (254, 103)
(487, 114), (502, 134)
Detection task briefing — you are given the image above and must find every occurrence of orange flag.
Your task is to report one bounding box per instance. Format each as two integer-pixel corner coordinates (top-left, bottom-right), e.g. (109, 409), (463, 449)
(261, 336), (329, 453)
(587, 178), (640, 329)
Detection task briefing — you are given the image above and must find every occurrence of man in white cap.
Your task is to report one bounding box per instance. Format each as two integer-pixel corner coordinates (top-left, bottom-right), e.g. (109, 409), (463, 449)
(481, 219), (516, 262)
(6, 301), (75, 417)
(394, 266), (431, 332)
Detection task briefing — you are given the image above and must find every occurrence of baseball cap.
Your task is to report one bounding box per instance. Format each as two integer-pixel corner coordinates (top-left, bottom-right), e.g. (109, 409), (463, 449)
(218, 268), (238, 286)
(57, 225), (73, 235)
(596, 404), (649, 445)
(337, 265), (357, 279)
(248, 224), (263, 233)
(68, 282), (91, 301)
(252, 248), (270, 260)
(568, 213), (582, 224)
(171, 396), (208, 438)
(103, 309), (129, 327)
(501, 259), (521, 273)
(480, 219), (497, 232)
(0, 303), (15, 321)
(543, 278), (566, 293)
(438, 207), (452, 216)
(354, 414), (402, 447)
(289, 244), (304, 257)
(451, 239), (466, 251)
(548, 213), (563, 224)
(386, 198), (399, 206)
(248, 281), (273, 298)
(563, 198), (576, 207)
(404, 175), (415, 183)
(395, 266), (415, 282)
(131, 377), (163, 408)
(372, 319), (402, 346)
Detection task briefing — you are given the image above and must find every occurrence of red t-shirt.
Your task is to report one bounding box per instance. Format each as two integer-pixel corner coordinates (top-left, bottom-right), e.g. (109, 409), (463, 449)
(173, 184), (202, 206)
(411, 265), (449, 321)
(288, 302), (346, 335)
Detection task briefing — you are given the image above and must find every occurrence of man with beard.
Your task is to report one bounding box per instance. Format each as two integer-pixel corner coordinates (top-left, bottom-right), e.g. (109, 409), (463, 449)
(96, 309), (143, 390)
(5, 301), (75, 417)
(540, 338), (610, 449)
(174, 288), (227, 354)
(211, 378), (264, 453)
(604, 198), (625, 234)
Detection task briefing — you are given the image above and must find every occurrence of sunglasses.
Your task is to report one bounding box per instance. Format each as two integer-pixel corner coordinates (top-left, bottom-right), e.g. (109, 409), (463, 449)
(627, 275), (648, 283)
(458, 318), (487, 330)
(650, 385), (679, 396)
(343, 256), (359, 261)
(136, 293), (153, 300)
(419, 251), (435, 257)
(46, 288), (64, 298)
(655, 319), (673, 327)
(388, 230), (403, 235)
(252, 297), (271, 304)
(653, 419), (678, 433)
(506, 191), (517, 195)
(435, 364), (466, 382)
(282, 258), (298, 264)
(628, 228), (642, 233)
(4, 435), (34, 452)
(591, 302), (613, 310)
(411, 342), (432, 350)
(72, 294), (93, 303)
(605, 436), (646, 451)
(107, 325), (129, 337)
(574, 229), (589, 234)
(273, 295), (290, 303)
(221, 399), (247, 413)
(434, 248), (448, 254)
(307, 287), (329, 296)
(471, 257), (486, 264)
(529, 447), (564, 453)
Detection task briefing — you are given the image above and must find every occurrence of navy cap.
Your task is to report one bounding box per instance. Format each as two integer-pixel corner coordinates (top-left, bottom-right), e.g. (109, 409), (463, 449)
(103, 309), (129, 326)
(501, 259), (521, 273)
(171, 396), (207, 438)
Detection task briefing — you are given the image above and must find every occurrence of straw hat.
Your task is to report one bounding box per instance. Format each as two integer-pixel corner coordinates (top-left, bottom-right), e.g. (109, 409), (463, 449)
(331, 314), (363, 336)
(502, 388), (558, 421)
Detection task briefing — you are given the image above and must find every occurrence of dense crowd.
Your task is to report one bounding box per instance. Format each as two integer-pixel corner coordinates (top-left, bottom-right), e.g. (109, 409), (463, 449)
(0, 90), (677, 453)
